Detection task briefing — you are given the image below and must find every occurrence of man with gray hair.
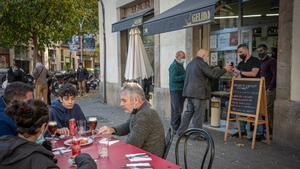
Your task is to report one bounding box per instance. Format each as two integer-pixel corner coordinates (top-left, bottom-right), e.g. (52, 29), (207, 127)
(99, 82), (165, 157)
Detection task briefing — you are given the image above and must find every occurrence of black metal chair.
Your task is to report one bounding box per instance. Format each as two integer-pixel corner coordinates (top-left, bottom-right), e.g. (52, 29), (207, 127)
(175, 128), (215, 169)
(162, 127), (175, 159)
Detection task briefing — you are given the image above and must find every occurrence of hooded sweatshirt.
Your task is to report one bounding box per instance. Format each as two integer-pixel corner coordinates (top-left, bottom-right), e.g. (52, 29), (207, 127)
(50, 99), (87, 129)
(0, 136), (97, 169)
(0, 135), (58, 169)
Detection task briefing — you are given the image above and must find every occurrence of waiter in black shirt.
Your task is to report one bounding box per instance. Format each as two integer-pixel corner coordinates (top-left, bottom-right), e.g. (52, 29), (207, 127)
(232, 44), (263, 140)
(233, 44), (260, 78)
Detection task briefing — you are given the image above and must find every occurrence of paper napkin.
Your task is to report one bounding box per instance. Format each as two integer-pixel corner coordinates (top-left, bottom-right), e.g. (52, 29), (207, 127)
(125, 153), (152, 162)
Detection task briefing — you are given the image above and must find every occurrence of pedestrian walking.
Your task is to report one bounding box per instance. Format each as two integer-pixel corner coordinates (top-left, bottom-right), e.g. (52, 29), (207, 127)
(168, 50), (186, 132)
(77, 63), (89, 96)
(177, 49), (233, 138)
(33, 61), (48, 104)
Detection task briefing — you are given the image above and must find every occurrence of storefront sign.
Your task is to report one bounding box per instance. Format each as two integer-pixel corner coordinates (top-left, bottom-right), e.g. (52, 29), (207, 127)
(191, 9), (211, 24)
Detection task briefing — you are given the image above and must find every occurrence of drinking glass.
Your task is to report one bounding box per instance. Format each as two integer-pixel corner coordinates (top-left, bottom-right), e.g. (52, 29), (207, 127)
(88, 116), (98, 135)
(96, 137), (110, 159)
(48, 121), (58, 144)
(77, 120), (86, 136)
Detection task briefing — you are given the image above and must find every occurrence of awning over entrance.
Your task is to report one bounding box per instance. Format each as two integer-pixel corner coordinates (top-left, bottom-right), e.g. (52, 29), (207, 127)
(112, 8), (154, 32)
(143, 0), (217, 36)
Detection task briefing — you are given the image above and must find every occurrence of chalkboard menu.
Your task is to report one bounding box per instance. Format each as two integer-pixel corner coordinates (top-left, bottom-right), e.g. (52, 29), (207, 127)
(230, 80), (260, 115)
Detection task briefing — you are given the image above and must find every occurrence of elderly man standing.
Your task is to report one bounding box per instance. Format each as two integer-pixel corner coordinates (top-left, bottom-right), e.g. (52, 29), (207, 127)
(177, 49), (233, 137)
(33, 61), (48, 104)
(99, 82), (165, 157)
(168, 50), (186, 133)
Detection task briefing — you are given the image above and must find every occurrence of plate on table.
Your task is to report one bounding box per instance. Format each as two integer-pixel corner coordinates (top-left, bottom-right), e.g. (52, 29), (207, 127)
(64, 137), (93, 146)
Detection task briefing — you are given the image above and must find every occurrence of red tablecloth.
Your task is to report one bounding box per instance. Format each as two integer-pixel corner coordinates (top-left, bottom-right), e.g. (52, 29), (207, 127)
(54, 137), (180, 169)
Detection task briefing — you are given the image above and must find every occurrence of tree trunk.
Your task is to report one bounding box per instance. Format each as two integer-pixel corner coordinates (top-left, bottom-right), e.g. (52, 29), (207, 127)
(32, 33), (39, 67)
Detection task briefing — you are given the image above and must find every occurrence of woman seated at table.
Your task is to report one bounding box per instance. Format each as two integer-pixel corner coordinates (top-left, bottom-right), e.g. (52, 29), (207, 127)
(0, 99), (96, 169)
(50, 83), (88, 136)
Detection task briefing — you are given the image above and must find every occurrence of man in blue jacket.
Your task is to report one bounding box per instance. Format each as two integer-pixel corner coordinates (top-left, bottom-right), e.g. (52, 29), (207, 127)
(168, 51), (186, 132)
(50, 83), (87, 136)
(0, 82), (33, 136)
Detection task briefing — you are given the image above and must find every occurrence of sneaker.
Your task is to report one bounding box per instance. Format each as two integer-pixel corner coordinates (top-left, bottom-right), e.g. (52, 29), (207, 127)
(231, 131), (247, 138)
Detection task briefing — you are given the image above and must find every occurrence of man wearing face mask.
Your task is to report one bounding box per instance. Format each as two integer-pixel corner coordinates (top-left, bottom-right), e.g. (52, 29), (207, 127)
(177, 49), (233, 138)
(98, 82), (165, 157)
(232, 44), (261, 139)
(168, 50), (186, 133)
(233, 44), (260, 78)
(257, 44), (276, 135)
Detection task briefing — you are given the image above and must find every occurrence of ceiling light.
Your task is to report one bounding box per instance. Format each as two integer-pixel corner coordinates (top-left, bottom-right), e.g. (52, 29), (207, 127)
(243, 14), (262, 18)
(214, 16), (238, 19)
(266, 13), (279, 16)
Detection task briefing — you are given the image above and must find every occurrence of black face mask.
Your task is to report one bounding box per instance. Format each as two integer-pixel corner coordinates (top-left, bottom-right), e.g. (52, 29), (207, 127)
(239, 54), (246, 60)
(132, 108), (138, 114)
(258, 53), (266, 59)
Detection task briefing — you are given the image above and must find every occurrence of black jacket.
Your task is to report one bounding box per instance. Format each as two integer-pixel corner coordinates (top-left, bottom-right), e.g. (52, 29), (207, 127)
(7, 67), (26, 83)
(0, 136), (97, 169)
(0, 135), (58, 169)
(183, 57), (226, 99)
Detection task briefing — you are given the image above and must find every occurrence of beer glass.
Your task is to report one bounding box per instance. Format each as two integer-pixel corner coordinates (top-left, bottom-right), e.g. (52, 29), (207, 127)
(48, 121), (58, 144)
(88, 116), (98, 131)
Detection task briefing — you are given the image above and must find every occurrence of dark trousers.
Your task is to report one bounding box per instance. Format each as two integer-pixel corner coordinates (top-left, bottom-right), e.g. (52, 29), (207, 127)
(177, 97), (207, 136)
(170, 91), (185, 131)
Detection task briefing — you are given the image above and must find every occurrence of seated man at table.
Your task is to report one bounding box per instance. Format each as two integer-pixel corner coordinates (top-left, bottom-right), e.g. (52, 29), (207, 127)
(0, 99), (96, 169)
(50, 83), (87, 135)
(0, 82), (33, 137)
(99, 82), (165, 157)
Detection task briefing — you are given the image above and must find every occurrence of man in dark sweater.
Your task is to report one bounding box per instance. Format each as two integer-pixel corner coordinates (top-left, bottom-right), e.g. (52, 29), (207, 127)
(99, 82), (165, 157)
(177, 49), (233, 136)
(50, 83), (87, 136)
(168, 50), (186, 132)
(257, 44), (277, 134)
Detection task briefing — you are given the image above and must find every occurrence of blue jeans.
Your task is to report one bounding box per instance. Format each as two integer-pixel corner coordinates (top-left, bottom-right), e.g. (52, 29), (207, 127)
(170, 91), (185, 131)
(239, 119), (264, 136)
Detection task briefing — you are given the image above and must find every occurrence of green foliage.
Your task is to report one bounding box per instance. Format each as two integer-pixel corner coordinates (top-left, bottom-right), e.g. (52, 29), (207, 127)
(0, 0), (98, 56)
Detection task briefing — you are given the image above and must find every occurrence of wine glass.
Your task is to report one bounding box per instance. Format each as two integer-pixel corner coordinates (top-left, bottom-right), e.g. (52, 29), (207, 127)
(48, 121), (58, 144)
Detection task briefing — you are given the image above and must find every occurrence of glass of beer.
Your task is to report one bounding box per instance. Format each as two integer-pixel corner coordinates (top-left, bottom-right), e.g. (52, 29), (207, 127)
(88, 116), (98, 135)
(48, 121), (58, 143)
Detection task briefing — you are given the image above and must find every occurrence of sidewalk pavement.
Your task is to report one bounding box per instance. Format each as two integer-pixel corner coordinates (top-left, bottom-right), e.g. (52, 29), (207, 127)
(77, 92), (300, 169)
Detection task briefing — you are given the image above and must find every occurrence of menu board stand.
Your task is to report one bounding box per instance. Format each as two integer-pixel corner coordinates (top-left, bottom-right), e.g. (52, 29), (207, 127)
(224, 78), (270, 149)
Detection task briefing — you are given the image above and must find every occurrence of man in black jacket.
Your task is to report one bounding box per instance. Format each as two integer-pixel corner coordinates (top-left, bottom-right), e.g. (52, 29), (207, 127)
(177, 49), (233, 136)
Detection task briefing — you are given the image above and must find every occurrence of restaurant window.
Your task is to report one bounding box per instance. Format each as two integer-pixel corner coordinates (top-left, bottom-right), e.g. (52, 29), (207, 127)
(211, 0), (239, 32)
(242, 0), (279, 27)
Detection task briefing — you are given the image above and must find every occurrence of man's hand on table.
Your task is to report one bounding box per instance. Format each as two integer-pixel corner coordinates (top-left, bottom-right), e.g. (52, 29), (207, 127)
(98, 126), (115, 135)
